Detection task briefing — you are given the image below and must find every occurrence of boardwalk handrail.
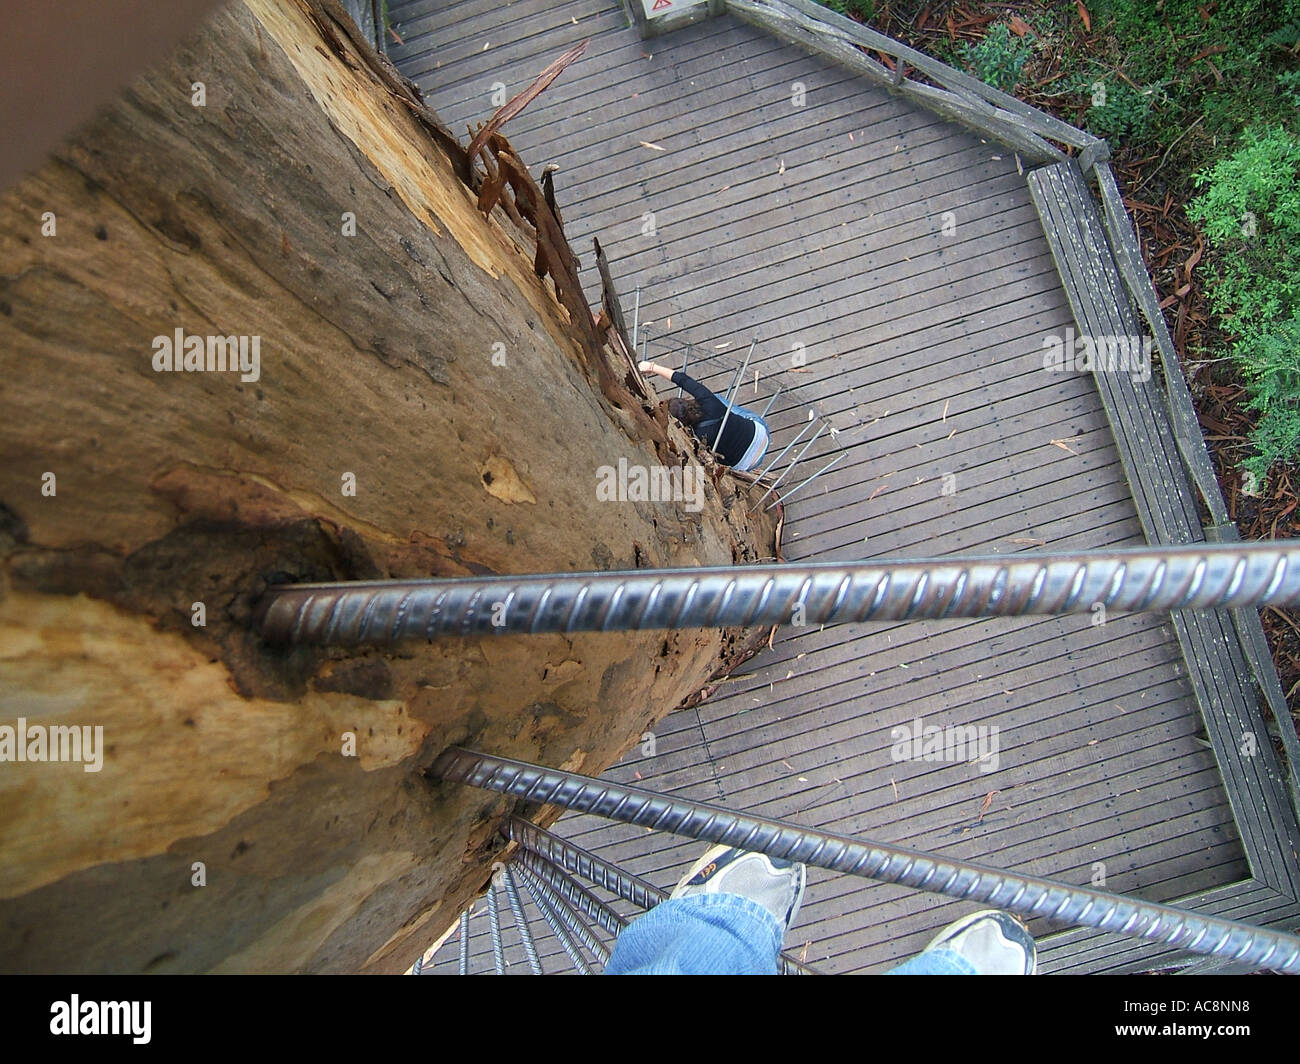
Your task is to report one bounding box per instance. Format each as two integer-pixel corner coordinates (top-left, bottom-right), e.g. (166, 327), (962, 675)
(1092, 163), (1226, 523)
(1033, 159), (1300, 825)
(725, 0), (1107, 167)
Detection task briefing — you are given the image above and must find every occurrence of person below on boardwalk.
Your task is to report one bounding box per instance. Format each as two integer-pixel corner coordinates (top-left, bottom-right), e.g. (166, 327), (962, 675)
(640, 359), (770, 472)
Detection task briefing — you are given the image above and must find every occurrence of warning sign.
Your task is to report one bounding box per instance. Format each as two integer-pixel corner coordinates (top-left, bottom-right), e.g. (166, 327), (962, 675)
(643, 0), (704, 20)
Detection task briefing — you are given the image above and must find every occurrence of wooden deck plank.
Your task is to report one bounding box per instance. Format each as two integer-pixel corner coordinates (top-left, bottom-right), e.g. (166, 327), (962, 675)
(586, 682), (1205, 849)
(563, 649), (1213, 850)
(696, 619), (1184, 745)
(391, 0), (629, 78)
(620, 207), (1057, 371)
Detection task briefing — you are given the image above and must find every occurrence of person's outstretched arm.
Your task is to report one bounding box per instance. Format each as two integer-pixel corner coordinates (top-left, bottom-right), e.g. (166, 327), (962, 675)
(639, 361), (726, 420)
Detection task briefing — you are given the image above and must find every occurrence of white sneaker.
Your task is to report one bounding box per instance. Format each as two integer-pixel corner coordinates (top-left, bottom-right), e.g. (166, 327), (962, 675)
(671, 845), (807, 934)
(923, 910), (1038, 974)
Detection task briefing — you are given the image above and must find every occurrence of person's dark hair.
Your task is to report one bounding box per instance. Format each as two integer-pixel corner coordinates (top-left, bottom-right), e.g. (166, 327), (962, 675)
(667, 396), (704, 426)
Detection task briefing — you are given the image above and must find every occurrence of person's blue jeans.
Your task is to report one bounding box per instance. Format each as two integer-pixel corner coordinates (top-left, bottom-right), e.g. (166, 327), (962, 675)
(604, 892), (977, 974)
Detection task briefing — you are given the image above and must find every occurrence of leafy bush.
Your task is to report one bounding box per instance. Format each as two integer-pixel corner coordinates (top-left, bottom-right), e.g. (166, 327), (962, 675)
(1188, 126), (1300, 478)
(1278, 69), (1300, 107)
(819, 0), (876, 20)
(957, 22), (1033, 93)
(1263, 16), (1300, 51)
(1077, 74), (1156, 142)
(1089, 0), (1300, 142)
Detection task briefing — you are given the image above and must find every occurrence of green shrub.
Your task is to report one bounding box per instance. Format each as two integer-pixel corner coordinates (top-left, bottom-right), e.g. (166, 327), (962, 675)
(819, 0), (876, 21)
(1188, 126), (1300, 478)
(1078, 74), (1156, 142)
(1278, 70), (1300, 107)
(957, 22), (1033, 93)
(1263, 16), (1300, 51)
(1063, 0), (1291, 157)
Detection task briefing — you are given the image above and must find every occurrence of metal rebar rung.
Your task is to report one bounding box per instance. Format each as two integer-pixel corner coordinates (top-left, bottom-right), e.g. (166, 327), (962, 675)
(760, 385), (783, 418)
(257, 542), (1300, 644)
(514, 860), (610, 965)
(766, 451), (846, 511)
(514, 863), (596, 973)
(752, 422), (826, 509)
(434, 748), (1300, 974)
(516, 849), (626, 939)
(713, 337), (756, 452)
(501, 867), (543, 975)
(508, 817), (667, 910)
(457, 909), (470, 976)
(754, 416), (813, 486)
(487, 880), (505, 975)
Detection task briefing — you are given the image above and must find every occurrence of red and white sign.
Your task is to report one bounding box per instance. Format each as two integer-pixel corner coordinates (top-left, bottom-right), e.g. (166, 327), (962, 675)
(641, 0), (704, 21)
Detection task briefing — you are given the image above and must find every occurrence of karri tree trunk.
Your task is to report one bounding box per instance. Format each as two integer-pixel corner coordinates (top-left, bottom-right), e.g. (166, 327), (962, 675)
(0, 0), (775, 973)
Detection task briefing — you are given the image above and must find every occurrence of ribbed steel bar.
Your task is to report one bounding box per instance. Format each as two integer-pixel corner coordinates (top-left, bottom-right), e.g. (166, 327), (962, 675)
(713, 337), (757, 452)
(517, 849), (626, 939)
(507, 817), (816, 975)
(750, 423), (827, 509)
(764, 451), (847, 511)
(514, 863), (596, 973)
(752, 417), (813, 485)
(515, 860), (609, 964)
(760, 385), (783, 417)
(435, 748), (1300, 973)
(257, 542), (1300, 645)
(457, 909), (470, 976)
(509, 817), (667, 911)
(487, 880), (505, 975)
(631, 286), (640, 350)
(501, 867), (544, 975)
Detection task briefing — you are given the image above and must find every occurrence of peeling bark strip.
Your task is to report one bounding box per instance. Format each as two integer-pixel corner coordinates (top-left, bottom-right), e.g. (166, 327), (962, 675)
(595, 236), (655, 403)
(0, 0), (776, 972)
(465, 38), (590, 162)
(475, 133), (630, 413)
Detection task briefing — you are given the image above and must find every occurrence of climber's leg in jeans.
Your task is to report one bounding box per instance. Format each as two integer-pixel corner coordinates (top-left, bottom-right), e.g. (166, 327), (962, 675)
(603, 842), (1036, 975)
(604, 893), (783, 975)
(605, 846), (805, 975)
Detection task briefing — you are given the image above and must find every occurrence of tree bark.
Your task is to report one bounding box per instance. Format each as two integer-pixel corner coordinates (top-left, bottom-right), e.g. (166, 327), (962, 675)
(0, 0), (775, 973)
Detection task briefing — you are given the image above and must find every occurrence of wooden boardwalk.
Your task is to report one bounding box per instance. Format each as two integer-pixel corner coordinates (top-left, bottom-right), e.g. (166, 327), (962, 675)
(392, 2), (1274, 973)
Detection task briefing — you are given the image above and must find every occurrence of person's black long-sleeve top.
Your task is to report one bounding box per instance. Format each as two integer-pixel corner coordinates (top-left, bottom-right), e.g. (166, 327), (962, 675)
(671, 370), (757, 466)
